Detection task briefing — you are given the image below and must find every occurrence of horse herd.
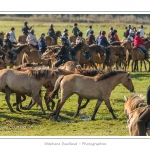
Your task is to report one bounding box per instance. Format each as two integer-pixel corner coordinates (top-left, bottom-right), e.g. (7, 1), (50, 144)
(0, 32), (150, 136)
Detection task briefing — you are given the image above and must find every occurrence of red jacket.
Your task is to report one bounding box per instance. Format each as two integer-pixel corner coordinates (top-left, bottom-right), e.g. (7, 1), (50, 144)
(114, 34), (120, 41)
(134, 35), (144, 47)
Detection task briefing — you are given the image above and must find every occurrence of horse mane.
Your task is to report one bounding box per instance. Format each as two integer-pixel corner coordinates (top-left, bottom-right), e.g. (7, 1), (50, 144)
(15, 63), (43, 70)
(75, 69), (105, 77)
(126, 94), (146, 110)
(29, 66), (50, 80)
(73, 42), (84, 51)
(89, 45), (105, 54)
(94, 70), (127, 81)
(55, 31), (61, 36)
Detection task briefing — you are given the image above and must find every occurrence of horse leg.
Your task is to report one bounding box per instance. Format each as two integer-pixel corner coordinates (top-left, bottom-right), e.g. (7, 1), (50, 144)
(103, 97), (117, 119)
(131, 60), (134, 72)
(5, 86), (15, 112)
(143, 60), (147, 71)
(140, 61), (142, 72)
(91, 99), (103, 120)
(15, 93), (21, 111)
(75, 96), (83, 117)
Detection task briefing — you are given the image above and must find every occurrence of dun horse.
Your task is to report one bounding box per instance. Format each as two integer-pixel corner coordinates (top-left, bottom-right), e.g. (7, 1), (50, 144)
(0, 67), (58, 114)
(50, 70), (134, 121)
(124, 89), (150, 136)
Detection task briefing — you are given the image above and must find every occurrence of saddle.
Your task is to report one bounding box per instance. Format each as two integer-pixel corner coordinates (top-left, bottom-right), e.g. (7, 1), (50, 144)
(137, 47), (145, 55)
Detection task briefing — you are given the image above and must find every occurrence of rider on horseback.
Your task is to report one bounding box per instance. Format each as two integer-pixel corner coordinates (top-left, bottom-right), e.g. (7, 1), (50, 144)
(76, 31), (91, 60)
(72, 23), (80, 37)
(9, 27), (17, 44)
(54, 37), (70, 67)
(62, 29), (69, 37)
(47, 24), (56, 41)
(38, 33), (47, 53)
(22, 21), (32, 36)
(134, 31), (149, 59)
(4, 33), (17, 64)
(95, 30), (111, 62)
(86, 30), (95, 45)
(86, 25), (93, 37)
(26, 29), (38, 49)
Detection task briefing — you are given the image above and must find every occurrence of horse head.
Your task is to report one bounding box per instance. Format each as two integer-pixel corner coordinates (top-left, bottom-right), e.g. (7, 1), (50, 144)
(121, 72), (134, 92)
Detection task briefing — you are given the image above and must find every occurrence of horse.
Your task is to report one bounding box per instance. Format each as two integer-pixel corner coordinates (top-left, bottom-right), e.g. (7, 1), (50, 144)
(50, 70), (134, 121)
(3, 44), (30, 68)
(0, 67), (58, 114)
(124, 90), (150, 136)
(69, 35), (77, 43)
(17, 34), (27, 44)
(131, 47), (150, 72)
(0, 55), (6, 69)
(22, 49), (51, 67)
(45, 31), (61, 46)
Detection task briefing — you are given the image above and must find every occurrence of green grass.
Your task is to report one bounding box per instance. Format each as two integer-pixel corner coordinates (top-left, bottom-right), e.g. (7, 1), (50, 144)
(0, 21), (150, 136)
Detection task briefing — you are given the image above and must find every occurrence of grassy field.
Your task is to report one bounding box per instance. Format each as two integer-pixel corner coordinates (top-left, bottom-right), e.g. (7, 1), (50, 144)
(0, 21), (150, 136)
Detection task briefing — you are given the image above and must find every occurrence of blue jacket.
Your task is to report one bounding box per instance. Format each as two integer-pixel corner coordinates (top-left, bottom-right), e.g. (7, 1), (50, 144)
(95, 35), (110, 47)
(38, 37), (47, 53)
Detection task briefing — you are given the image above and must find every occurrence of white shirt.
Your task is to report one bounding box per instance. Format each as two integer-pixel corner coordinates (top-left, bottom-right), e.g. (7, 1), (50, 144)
(26, 33), (37, 46)
(86, 28), (93, 37)
(9, 31), (16, 42)
(138, 28), (145, 38)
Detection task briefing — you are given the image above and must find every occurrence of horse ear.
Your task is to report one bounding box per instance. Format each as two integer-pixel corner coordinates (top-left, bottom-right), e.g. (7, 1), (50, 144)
(124, 95), (128, 101)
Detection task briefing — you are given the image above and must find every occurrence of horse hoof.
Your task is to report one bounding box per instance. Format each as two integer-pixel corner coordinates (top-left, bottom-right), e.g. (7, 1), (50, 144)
(74, 114), (79, 118)
(113, 117), (118, 120)
(91, 117), (96, 121)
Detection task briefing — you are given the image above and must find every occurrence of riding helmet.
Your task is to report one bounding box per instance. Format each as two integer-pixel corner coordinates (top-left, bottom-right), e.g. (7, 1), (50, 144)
(64, 29), (68, 32)
(41, 33), (45, 36)
(136, 31), (140, 35)
(6, 33), (10, 36)
(11, 27), (15, 31)
(78, 31), (83, 36)
(90, 30), (94, 34)
(113, 30), (117, 33)
(50, 24), (53, 27)
(74, 23), (78, 26)
(89, 25), (92, 28)
(109, 27), (113, 30)
(24, 21), (28, 25)
(30, 29), (34, 33)
(101, 31), (106, 35)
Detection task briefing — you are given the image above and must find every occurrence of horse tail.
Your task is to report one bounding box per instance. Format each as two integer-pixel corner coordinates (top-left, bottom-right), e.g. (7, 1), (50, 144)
(146, 86), (150, 105)
(49, 75), (64, 99)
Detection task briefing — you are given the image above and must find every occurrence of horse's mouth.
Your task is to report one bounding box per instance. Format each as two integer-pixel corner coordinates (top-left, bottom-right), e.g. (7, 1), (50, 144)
(130, 88), (135, 92)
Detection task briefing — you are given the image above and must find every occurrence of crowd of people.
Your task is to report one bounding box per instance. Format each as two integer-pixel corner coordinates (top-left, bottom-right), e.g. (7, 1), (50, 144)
(0, 21), (149, 66)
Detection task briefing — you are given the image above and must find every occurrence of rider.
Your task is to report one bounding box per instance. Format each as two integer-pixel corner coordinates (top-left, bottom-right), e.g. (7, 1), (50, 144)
(4, 33), (17, 64)
(109, 31), (117, 45)
(128, 30), (134, 42)
(62, 29), (68, 37)
(9, 27), (17, 44)
(86, 30), (95, 45)
(54, 37), (70, 67)
(134, 31), (149, 59)
(108, 27), (113, 39)
(38, 33), (47, 53)
(26, 29), (38, 49)
(86, 25), (93, 37)
(47, 24), (56, 41)
(63, 33), (76, 60)
(138, 25), (145, 38)
(113, 30), (120, 42)
(72, 23), (80, 37)
(95, 30), (111, 62)
(22, 21), (32, 36)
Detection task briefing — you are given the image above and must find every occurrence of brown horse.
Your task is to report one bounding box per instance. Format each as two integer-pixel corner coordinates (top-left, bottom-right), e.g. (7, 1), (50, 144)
(22, 49), (51, 67)
(69, 35), (77, 43)
(131, 47), (150, 72)
(0, 67), (58, 114)
(0, 55), (6, 69)
(45, 31), (61, 46)
(124, 94), (150, 136)
(50, 70), (134, 121)
(17, 35), (27, 44)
